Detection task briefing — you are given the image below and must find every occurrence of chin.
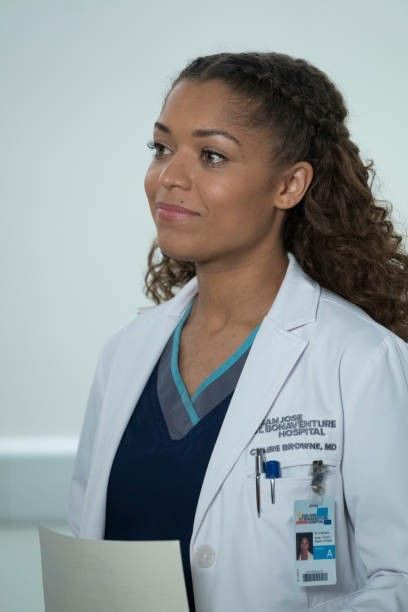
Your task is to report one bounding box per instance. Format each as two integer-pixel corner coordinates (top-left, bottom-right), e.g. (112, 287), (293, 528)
(157, 238), (198, 264)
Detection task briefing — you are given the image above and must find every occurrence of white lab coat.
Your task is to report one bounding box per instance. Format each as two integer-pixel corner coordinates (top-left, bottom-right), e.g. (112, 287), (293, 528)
(68, 251), (408, 611)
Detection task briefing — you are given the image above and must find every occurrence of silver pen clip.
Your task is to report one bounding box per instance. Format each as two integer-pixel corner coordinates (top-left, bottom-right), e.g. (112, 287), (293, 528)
(255, 448), (265, 517)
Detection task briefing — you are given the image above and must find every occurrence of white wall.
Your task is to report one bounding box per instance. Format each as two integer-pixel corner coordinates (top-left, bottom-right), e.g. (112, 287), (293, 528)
(1, 0), (407, 441)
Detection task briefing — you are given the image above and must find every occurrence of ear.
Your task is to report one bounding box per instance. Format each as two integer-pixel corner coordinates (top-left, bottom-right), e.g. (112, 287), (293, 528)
(273, 161), (314, 210)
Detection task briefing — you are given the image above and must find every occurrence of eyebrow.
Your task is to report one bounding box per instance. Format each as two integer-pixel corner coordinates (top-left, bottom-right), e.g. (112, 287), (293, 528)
(154, 121), (242, 147)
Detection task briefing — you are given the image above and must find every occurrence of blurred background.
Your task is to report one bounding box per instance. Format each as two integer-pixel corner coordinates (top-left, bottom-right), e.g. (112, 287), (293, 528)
(1, 1), (407, 610)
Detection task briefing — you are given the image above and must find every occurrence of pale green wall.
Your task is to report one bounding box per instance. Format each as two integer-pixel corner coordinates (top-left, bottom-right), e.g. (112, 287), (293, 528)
(1, 0), (407, 440)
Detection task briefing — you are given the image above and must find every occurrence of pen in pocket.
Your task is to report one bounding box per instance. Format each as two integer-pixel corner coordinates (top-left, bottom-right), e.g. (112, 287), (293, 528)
(264, 460), (281, 504)
(255, 448), (264, 517)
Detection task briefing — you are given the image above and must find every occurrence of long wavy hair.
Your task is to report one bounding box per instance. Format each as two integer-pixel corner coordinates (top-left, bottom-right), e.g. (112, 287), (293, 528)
(144, 51), (408, 341)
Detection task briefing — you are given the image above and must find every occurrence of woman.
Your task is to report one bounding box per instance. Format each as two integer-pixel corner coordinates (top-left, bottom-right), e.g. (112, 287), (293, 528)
(68, 51), (408, 611)
(298, 536), (314, 561)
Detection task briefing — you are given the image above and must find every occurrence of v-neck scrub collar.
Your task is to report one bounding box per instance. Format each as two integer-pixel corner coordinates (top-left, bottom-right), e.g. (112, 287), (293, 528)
(159, 298), (261, 438)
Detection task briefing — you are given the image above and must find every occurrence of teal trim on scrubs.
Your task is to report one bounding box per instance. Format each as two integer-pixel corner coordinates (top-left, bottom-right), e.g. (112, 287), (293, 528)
(171, 301), (200, 425)
(171, 299), (261, 426)
(190, 325), (260, 401)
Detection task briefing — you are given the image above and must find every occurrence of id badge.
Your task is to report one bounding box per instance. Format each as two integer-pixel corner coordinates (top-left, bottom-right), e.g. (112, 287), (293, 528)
(294, 497), (336, 586)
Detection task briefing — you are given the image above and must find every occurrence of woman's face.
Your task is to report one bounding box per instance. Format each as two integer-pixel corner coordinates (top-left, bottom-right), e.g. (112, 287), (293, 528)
(300, 537), (310, 553)
(144, 78), (288, 268)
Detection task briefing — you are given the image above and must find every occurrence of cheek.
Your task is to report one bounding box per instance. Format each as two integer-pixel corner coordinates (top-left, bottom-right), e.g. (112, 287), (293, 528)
(144, 169), (159, 220)
(203, 182), (241, 218)
(205, 185), (269, 237)
(144, 166), (156, 202)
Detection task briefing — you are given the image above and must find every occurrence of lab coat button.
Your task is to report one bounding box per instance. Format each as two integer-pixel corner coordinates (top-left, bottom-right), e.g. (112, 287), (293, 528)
(194, 545), (216, 568)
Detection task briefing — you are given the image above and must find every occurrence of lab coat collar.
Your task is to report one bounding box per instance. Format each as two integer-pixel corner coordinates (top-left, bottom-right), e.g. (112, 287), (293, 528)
(165, 250), (320, 331)
(187, 251), (320, 545)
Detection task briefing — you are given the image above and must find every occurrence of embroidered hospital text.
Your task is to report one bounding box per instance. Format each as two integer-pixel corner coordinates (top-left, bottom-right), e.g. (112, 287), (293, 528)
(258, 414), (336, 438)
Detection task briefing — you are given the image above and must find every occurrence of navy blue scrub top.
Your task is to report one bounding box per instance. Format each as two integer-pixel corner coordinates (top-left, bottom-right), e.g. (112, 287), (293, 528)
(104, 298), (260, 612)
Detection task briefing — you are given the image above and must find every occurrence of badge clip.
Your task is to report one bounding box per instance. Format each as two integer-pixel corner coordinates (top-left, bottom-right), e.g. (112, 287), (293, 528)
(311, 460), (328, 493)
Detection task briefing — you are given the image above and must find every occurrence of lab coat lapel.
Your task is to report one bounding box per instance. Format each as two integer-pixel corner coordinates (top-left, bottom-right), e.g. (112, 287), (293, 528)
(191, 252), (320, 543)
(80, 276), (199, 538)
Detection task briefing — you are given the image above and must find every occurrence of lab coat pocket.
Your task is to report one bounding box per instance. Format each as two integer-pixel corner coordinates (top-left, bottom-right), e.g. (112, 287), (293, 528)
(242, 457), (339, 609)
(246, 457), (339, 520)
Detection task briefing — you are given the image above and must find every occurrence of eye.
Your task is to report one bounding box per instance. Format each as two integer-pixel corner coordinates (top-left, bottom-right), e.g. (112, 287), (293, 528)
(146, 140), (170, 158)
(202, 149), (227, 167)
(146, 140), (227, 167)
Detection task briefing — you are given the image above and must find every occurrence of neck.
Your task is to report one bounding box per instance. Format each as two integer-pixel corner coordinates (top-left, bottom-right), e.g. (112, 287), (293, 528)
(190, 245), (289, 333)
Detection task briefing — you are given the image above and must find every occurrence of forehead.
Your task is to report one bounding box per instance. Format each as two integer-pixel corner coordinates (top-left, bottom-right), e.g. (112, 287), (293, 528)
(158, 79), (256, 136)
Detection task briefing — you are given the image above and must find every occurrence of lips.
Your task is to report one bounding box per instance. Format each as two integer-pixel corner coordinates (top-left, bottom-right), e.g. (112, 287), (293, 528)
(155, 201), (200, 221)
(156, 201), (199, 215)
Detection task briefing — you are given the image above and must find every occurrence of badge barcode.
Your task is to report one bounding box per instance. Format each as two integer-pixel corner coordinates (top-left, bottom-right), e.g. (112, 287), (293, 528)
(302, 572), (328, 582)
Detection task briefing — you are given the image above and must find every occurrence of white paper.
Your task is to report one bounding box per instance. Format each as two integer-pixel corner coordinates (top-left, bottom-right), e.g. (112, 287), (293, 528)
(38, 525), (189, 612)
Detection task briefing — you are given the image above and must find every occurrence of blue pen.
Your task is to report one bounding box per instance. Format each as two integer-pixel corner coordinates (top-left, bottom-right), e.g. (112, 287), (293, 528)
(264, 460), (281, 504)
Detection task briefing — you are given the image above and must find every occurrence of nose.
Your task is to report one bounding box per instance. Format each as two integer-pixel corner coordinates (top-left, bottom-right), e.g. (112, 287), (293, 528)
(158, 151), (192, 191)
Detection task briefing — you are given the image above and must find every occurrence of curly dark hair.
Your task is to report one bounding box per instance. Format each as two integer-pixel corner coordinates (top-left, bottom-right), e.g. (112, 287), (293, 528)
(144, 51), (408, 341)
